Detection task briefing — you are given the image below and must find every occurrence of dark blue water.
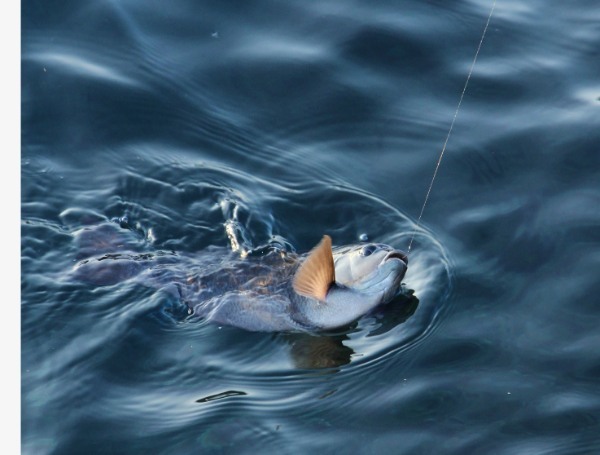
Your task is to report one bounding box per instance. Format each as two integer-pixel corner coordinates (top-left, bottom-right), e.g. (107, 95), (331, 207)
(22, 1), (600, 453)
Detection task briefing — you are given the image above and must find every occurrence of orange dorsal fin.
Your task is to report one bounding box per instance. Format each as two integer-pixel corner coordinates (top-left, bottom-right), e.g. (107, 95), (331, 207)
(292, 235), (335, 302)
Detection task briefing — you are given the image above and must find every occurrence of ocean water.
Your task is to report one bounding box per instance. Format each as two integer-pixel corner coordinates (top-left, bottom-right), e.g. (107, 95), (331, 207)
(22, 0), (600, 454)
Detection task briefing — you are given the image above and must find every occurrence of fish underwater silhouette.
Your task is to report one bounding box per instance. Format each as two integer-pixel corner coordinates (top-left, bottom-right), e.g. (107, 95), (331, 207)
(73, 221), (410, 333)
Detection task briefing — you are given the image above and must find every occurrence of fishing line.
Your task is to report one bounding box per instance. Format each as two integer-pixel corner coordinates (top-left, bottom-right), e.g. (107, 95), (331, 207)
(407, 0), (496, 253)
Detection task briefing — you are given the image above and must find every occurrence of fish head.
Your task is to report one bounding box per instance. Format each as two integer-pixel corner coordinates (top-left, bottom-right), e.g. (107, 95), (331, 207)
(333, 243), (408, 303)
(292, 236), (409, 329)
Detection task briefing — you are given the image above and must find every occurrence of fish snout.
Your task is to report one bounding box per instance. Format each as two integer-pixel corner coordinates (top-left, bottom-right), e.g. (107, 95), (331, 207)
(383, 250), (408, 266)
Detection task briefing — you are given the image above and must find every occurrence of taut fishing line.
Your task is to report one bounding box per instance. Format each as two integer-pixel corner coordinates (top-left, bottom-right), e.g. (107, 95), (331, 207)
(407, 0), (496, 253)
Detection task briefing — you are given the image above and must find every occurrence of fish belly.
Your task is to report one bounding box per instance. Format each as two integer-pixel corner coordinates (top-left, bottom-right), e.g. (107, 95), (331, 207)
(195, 292), (306, 332)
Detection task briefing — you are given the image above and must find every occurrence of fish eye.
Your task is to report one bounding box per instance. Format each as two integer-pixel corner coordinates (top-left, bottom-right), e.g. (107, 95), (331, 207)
(360, 244), (377, 257)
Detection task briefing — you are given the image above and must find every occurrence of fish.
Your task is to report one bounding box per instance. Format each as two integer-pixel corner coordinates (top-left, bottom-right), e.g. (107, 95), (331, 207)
(72, 223), (408, 332)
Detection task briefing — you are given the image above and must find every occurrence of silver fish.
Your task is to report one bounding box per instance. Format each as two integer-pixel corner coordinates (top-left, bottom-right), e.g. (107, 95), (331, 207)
(73, 225), (408, 332)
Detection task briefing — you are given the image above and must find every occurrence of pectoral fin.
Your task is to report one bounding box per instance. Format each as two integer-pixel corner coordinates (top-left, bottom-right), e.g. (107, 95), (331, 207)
(292, 235), (335, 302)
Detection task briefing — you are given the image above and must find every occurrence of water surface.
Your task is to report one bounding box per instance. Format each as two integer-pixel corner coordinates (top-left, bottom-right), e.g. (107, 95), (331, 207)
(22, 0), (600, 453)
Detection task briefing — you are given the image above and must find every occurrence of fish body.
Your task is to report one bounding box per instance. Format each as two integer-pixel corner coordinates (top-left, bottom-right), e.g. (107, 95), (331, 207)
(74, 225), (408, 332)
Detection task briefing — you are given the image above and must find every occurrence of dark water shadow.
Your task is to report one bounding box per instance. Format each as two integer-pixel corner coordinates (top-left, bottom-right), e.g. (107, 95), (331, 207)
(366, 290), (420, 337)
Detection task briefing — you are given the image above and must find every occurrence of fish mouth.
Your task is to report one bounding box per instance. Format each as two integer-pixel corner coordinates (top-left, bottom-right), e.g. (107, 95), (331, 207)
(383, 250), (408, 266)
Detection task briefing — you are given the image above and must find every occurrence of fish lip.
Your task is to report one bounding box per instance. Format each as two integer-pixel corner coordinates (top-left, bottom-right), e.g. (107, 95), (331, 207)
(383, 250), (408, 266)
